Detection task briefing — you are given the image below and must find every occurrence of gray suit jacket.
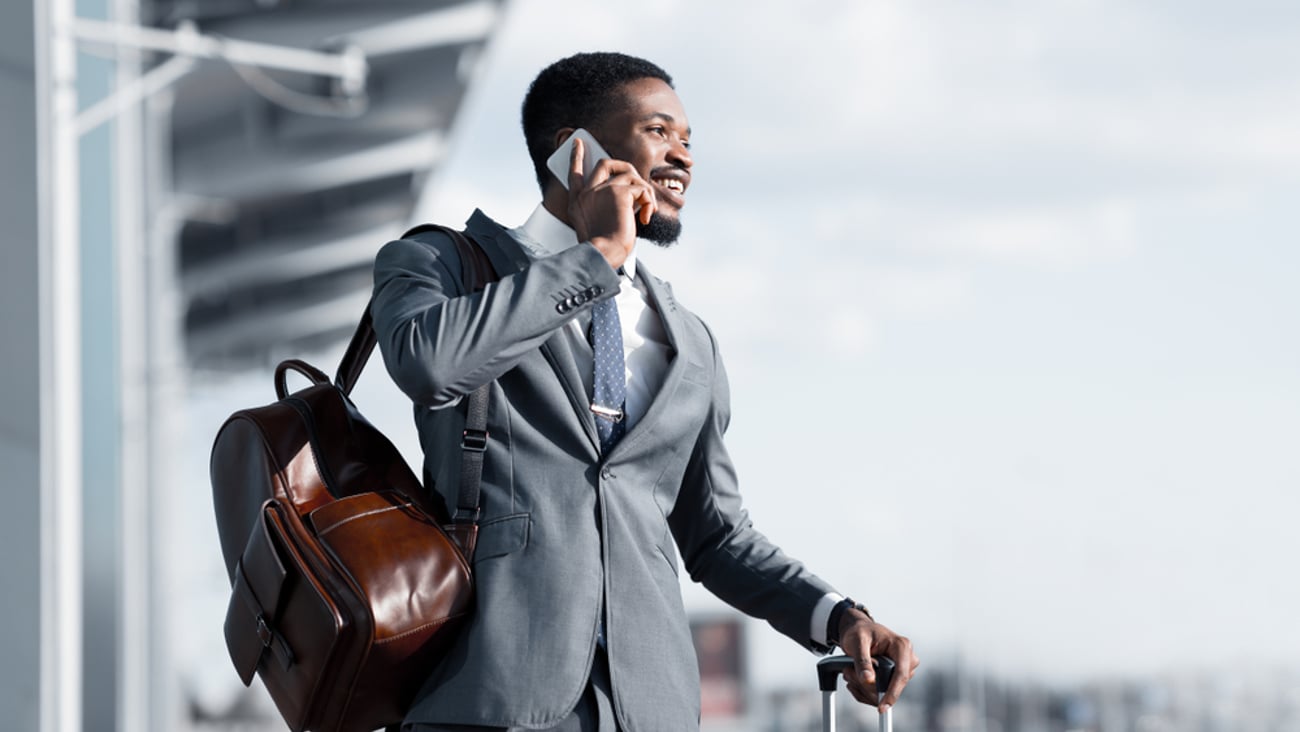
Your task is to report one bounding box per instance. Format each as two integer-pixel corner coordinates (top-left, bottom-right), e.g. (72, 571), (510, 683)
(371, 210), (835, 730)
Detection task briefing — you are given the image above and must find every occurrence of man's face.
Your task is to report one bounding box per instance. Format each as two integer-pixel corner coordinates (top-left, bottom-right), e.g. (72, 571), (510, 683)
(590, 77), (693, 245)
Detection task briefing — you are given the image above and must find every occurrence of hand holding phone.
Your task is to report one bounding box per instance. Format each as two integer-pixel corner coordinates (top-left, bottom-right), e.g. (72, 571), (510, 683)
(546, 128), (611, 190)
(545, 128), (655, 270)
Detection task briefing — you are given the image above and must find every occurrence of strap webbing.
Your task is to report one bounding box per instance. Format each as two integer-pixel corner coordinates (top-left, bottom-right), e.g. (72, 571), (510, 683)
(456, 380), (490, 523)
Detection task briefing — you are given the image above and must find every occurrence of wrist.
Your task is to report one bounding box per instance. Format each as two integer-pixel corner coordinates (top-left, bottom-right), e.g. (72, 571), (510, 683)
(826, 597), (873, 649)
(586, 238), (628, 271)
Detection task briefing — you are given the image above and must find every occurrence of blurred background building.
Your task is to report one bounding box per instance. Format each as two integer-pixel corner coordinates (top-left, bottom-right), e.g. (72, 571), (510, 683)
(6, 1), (507, 729)
(8, 1), (1300, 731)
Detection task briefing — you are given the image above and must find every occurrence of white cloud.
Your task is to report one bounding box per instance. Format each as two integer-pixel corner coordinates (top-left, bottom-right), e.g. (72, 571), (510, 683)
(913, 200), (1140, 268)
(643, 211), (972, 362)
(869, 266), (973, 317)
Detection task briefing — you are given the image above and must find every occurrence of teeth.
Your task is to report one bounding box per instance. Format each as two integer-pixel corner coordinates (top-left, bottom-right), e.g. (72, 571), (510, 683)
(654, 178), (684, 193)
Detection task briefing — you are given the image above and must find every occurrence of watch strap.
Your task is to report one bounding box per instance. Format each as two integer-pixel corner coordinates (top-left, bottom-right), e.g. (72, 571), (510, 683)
(826, 596), (873, 648)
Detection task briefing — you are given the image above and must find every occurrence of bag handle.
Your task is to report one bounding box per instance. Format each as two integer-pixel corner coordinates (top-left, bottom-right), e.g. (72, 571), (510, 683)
(275, 359), (331, 400)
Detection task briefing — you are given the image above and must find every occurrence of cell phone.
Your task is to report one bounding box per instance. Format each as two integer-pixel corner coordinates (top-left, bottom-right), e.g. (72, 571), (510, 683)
(546, 128), (611, 190)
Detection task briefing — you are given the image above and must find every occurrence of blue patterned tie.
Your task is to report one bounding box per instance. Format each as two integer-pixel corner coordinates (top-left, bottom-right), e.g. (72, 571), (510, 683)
(590, 298), (627, 453)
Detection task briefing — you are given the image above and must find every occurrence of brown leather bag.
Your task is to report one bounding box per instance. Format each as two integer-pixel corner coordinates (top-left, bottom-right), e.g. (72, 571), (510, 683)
(210, 227), (497, 732)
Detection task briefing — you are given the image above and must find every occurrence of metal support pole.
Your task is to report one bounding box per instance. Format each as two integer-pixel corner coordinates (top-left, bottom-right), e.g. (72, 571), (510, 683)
(143, 100), (187, 732)
(37, 0), (84, 729)
(112, 0), (151, 728)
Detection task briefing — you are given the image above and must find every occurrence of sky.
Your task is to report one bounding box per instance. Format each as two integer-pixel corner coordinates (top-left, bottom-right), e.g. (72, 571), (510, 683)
(187, 0), (1300, 697)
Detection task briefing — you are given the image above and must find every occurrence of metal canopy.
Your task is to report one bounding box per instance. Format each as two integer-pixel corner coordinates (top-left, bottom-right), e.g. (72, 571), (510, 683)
(140, 0), (506, 368)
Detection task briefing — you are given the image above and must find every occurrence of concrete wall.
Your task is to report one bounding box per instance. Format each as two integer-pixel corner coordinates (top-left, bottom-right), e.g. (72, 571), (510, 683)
(0, 1), (45, 729)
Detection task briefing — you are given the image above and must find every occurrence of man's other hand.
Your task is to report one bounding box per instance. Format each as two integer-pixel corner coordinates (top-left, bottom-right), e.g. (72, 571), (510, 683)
(838, 611), (919, 713)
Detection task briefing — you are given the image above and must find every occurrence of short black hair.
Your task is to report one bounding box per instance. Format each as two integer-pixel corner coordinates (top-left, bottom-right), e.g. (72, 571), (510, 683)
(521, 52), (674, 191)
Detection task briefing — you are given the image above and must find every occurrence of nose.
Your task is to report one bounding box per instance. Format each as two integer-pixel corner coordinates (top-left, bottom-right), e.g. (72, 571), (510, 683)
(670, 137), (693, 171)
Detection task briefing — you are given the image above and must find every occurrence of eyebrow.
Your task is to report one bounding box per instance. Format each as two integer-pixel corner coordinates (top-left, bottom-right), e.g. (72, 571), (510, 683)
(639, 112), (691, 137)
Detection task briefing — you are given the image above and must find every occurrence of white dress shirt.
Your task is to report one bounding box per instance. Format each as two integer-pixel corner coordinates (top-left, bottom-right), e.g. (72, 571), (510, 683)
(511, 204), (842, 650)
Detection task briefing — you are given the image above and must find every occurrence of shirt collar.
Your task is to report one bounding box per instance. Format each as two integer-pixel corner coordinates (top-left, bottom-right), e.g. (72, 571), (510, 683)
(512, 203), (637, 281)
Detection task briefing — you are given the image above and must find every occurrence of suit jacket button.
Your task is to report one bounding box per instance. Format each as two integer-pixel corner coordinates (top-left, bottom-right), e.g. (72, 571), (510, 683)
(555, 302), (569, 313)
(592, 286), (604, 297)
(574, 292), (589, 305)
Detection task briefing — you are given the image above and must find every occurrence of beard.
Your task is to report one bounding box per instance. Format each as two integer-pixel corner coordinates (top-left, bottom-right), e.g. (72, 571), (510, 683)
(636, 211), (682, 246)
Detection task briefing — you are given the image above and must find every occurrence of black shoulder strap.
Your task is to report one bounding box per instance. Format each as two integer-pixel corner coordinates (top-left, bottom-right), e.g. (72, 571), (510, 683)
(334, 225), (500, 525)
(430, 226), (498, 524)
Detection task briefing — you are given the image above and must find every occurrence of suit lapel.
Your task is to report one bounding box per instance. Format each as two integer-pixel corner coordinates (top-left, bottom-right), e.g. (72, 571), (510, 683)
(465, 210), (601, 453)
(541, 338), (600, 450)
(611, 261), (690, 457)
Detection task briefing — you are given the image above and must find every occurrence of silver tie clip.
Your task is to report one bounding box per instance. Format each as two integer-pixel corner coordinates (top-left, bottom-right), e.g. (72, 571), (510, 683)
(590, 403), (625, 423)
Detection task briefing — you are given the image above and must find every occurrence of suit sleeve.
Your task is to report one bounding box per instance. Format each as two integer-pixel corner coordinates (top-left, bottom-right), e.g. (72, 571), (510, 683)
(667, 323), (838, 652)
(371, 231), (621, 408)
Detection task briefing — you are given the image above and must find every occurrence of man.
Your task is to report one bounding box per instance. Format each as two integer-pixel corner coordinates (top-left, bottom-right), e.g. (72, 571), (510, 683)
(372, 52), (917, 731)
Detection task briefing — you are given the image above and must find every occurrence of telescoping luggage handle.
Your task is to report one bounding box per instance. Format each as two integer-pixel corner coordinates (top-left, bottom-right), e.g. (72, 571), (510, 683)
(817, 655), (896, 732)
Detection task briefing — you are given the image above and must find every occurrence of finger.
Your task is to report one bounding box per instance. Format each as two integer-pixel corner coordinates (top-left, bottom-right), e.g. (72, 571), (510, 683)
(567, 137), (585, 191)
(588, 158), (640, 185)
(599, 174), (655, 223)
(635, 184), (657, 224)
(851, 655), (877, 706)
(881, 671), (905, 710)
(880, 646), (916, 710)
(842, 673), (875, 706)
(856, 653), (877, 689)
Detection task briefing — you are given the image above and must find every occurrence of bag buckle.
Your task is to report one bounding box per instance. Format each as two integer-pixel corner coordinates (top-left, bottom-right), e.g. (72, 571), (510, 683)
(461, 428), (488, 453)
(256, 616), (274, 648)
(256, 614), (294, 670)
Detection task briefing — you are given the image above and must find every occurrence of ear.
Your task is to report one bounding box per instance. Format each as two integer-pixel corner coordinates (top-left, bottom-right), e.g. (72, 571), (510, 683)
(552, 127), (576, 153)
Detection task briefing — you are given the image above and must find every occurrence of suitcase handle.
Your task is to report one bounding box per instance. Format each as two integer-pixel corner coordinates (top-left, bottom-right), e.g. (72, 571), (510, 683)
(818, 655), (897, 732)
(817, 654), (895, 693)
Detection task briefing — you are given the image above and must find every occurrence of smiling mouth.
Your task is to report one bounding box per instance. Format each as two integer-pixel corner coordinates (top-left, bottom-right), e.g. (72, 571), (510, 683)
(652, 176), (685, 194)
